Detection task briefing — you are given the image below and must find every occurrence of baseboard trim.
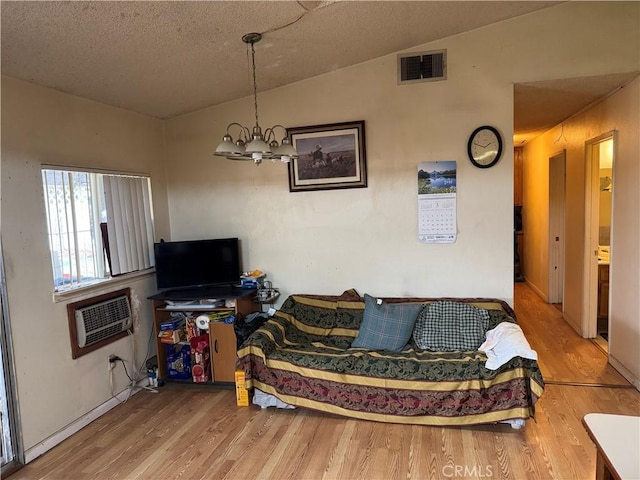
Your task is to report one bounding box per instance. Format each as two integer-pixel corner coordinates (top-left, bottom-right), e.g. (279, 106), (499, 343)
(609, 354), (640, 391)
(561, 311), (582, 336)
(523, 277), (548, 302)
(24, 381), (146, 463)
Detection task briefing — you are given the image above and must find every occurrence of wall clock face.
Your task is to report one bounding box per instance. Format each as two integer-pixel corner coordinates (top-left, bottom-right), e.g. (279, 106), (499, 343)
(467, 126), (503, 168)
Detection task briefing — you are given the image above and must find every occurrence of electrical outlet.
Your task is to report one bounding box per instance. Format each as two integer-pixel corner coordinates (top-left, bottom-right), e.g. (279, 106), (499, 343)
(108, 354), (119, 371)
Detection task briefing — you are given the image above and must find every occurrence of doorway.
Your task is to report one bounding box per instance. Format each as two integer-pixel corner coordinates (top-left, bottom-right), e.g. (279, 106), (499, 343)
(584, 133), (615, 347)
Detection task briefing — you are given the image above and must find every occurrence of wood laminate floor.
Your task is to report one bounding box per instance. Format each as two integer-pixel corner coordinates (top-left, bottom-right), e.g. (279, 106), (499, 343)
(514, 283), (627, 386)
(10, 284), (640, 480)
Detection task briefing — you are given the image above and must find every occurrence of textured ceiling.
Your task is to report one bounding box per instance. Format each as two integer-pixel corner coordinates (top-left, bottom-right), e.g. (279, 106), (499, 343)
(1, 1), (635, 141)
(514, 72), (639, 144)
(2, 0), (561, 119)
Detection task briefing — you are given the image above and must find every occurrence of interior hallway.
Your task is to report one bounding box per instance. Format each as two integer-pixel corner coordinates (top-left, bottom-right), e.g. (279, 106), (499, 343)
(514, 282), (629, 386)
(8, 284), (640, 480)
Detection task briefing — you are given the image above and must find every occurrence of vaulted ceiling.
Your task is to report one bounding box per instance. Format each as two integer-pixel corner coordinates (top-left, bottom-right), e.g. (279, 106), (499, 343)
(2, 1), (636, 142)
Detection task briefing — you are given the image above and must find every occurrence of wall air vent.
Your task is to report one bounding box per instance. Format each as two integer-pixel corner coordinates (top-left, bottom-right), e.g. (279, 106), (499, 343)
(67, 287), (132, 359)
(398, 50), (446, 85)
(76, 295), (131, 348)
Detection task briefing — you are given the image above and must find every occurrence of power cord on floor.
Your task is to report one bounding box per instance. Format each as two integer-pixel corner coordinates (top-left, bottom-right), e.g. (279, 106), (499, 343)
(128, 326), (157, 384)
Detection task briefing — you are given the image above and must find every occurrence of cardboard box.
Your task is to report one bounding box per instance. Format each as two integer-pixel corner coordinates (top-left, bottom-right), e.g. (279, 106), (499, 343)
(159, 317), (186, 331)
(190, 334), (210, 383)
(159, 329), (182, 344)
(166, 343), (191, 379)
(235, 370), (249, 407)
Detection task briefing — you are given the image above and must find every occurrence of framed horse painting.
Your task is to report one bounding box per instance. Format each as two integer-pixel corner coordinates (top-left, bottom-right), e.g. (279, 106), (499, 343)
(287, 120), (367, 192)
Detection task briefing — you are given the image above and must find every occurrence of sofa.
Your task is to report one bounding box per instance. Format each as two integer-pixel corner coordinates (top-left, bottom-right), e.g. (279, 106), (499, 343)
(237, 289), (544, 428)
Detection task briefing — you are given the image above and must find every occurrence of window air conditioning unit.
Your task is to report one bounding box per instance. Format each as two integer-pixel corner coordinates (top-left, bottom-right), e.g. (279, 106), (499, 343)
(75, 294), (132, 348)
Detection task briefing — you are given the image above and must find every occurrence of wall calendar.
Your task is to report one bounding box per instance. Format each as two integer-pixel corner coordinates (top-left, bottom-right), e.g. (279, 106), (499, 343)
(417, 161), (457, 244)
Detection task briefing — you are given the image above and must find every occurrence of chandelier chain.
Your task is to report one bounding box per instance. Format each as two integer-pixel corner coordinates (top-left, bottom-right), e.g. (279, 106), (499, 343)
(251, 42), (259, 128)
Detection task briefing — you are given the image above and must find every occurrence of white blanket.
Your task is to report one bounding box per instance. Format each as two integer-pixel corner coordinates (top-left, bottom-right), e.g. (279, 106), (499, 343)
(253, 389), (296, 410)
(479, 322), (538, 370)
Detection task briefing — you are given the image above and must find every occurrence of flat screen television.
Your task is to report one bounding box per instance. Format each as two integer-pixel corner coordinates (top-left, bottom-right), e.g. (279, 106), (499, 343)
(154, 238), (241, 291)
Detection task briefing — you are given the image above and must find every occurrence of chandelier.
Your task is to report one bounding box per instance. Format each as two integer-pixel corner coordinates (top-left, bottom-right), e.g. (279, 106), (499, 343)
(213, 33), (298, 165)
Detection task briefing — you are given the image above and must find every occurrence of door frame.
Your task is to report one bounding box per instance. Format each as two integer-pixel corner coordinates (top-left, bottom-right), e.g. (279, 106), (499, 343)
(583, 131), (616, 338)
(548, 150), (566, 305)
(0, 240), (24, 474)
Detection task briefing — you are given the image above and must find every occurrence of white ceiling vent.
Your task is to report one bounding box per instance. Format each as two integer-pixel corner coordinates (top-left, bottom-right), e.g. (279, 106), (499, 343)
(398, 50), (446, 85)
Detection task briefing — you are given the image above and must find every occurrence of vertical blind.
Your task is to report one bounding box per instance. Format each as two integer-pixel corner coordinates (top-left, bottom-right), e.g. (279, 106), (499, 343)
(103, 175), (155, 275)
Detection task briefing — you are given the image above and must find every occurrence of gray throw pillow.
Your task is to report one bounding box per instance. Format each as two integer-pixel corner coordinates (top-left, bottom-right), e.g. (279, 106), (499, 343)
(413, 301), (490, 351)
(351, 294), (423, 352)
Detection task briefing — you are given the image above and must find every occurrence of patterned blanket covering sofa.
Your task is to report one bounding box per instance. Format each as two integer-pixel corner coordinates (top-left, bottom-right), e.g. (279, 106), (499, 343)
(237, 289), (544, 427)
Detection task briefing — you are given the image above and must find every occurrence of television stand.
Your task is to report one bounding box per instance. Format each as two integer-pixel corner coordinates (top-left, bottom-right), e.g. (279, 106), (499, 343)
(148, 288), (258, 385)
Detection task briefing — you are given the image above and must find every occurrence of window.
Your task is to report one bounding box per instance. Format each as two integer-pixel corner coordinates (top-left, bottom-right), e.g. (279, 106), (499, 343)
(42, 168), (154, 292)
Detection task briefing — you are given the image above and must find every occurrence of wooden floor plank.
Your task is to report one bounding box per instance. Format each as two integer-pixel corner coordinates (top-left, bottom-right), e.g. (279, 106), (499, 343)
(10, 284), (640, 480)
(514, 283), (629, 385)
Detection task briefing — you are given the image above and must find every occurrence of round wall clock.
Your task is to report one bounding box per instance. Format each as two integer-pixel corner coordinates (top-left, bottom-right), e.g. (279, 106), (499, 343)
(467, 125), (503, 168)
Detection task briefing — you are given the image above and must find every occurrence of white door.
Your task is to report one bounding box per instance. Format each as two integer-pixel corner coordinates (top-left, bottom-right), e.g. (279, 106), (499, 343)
(548, 151), (566, 305)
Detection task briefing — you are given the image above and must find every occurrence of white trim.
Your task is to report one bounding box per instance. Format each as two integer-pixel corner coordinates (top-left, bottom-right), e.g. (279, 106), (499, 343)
(53, 268), (155, 303)
(24, 381), (147, 464)
(609, 355), (640, 391)
(583, 132), (616, 339)
(0, 242), (24, 465)
(562, 311), (582, 336)
(524, 277), (548, 302)
(583, 138), (599, 338)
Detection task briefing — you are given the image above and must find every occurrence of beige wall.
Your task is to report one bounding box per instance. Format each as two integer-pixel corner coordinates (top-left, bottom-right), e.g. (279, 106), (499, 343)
(1, 0), (639, 457)
(1, 76), (170, 451)
(523, 76), (640, 386)
(164, 51), (516, 301)
(163, 1), (638, 304)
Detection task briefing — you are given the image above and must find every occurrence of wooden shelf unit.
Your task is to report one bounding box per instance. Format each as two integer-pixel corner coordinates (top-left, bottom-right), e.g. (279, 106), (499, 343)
(150, 289), (258, 384)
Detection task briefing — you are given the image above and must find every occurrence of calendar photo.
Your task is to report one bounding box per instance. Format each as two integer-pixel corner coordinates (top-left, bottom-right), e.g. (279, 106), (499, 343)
(417, 161), (457, 195)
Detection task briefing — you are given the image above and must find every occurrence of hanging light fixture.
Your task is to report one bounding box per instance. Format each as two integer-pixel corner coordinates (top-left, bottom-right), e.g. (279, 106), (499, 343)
(213, 32), (298, 165)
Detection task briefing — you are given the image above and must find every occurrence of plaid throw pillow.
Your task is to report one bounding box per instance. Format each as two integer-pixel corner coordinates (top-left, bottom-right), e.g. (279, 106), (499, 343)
(413, 301), (490, 351)
(351, 294), (424, 352)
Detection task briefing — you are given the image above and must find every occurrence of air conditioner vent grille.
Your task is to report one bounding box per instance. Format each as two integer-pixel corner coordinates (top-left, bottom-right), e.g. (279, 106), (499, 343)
(398, 50), (447, 84)
(75, 295), (131, 348)
(85, 322), (127, 346)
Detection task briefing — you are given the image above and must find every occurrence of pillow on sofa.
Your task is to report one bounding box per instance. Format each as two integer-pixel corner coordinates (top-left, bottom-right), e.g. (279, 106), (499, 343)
(351, 294), (423, 352)
(413, 301), (490, 351)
